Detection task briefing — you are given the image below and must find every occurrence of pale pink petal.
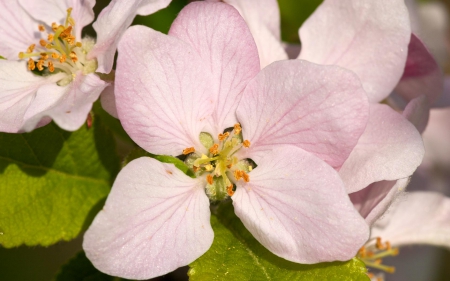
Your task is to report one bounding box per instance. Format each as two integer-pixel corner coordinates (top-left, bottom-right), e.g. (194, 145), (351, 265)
(222, 0), (287, 68)
(19, 0), (95, 39)
(169, 1), (260, 136)
(115, 26), (213, 155)
(299, 0), (411, 102)
(371, 192), (450, 248)
(339, 104), (424, 193)
(402, 95), (430, 133)
(100, 84), (118, 118)
(395, 34), (443, 105)
(236, 59), (369, 168)
(421, 108), (450, 168)
(232, 145), (369, 263)
(83, 157), (213, 279)
(0, 60), (64, 132)
(0, 0), (39, 60)
(350, 179), (409, 226)
(88, 0), (171, 74)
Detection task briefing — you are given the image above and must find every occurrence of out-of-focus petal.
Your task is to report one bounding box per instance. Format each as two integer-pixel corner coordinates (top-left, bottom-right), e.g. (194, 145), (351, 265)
(339, 104), (424, 193)
(432, 76), (450, 108)
(83, 157), (213, 279)
(299, 0), (411, 102)
(236, 59), (369, 168)
(0, 0), (38, 60)
(395, 34), (443, 105)
(169, 1), (260, 136)
(0, 60), (64, 132)
(350, 179), (409, 226)
(421, 108), (450, 168)
(100, 84), (118, 118)
(232, 145), (369, 263)
(115, 26), (213, 155)
(222, 0), (287, 68)
(88, 0), (171, 74)
(402, 95), (430, 133)
(371, 192), (450, 248)
(19, 0), (95, 39)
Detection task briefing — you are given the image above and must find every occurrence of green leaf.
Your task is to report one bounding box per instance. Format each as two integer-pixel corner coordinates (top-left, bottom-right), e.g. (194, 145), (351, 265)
(189, 202), (369, 281)
(0, 118), (120, 247)
(123, 147), (195, 178)
(53, 251), (131, 281)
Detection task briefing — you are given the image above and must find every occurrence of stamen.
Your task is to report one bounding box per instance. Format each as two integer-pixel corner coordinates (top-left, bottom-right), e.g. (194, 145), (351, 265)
(28, 59), (35, 71)
(51, 22), (58, 31)
(39, 39), (47, 47)
(52, 53), (60, 59)
(19, 52), (24, 59)
(234, 170), (242, 181)
(206, 174), (214, 185)
(234, 123), (242, 134)
(183, 147), (195, 155)
(38, 24), (45, 32)
(36, 59), (45, 71)
(209, 144), (219, 155)
(26, 44), (35, 53)
(218, 132), (230, 141)
(75, 42), (82, 47)
(204, 164), (213, 171)
(243, 140), (251, 148)
(60, 54), (67, 63)
(227, 184), (235, 196)
(40, 53), (49, 60)
(69, 51), (78, 62)
(48, 61), (54, 72)
(242, 171), (250, 182)
(48, 34), (54, 42)
(358, 237), (398, 276)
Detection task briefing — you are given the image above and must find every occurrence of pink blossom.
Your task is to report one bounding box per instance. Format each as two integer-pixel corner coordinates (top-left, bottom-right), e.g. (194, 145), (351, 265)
(83, 2), (371, 279)
(0, 0), (171, 132)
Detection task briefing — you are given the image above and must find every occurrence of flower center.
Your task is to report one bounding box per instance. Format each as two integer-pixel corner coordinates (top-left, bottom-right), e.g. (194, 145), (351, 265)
(18, 8), (97, 86)
(357, 237), (399, 279)
(183, 123), (254, 201)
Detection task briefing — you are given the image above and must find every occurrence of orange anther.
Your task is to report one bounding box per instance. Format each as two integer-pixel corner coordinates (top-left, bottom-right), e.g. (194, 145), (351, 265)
(36, 59), (44, 71)
(28, 58), (35, 71)
(48, 61), (54, 72)
(69, 51), (77, 62)
(51, 53), (59, 59)
(40, 53), (49, 60)
(206, 174), (213, 185)
(60, 54), (66, 63)
(182, 147), (195, 155)
(60, 26), (72, 39)
(51, 22), (58, 31)
(234, 170), (242, 181)
(227, 184), (235, 196)
(218, 132), (230, 141)
(193, 166), (200, 172)
(39, 39), (47, 47)
(48, 34), (54, 42)
(242, 171), (250, 182)
(26, 44), (35, 53)
(38, 24), (45, 32)
(209, 143), (219, 155)
(234, 123), (242, 134)
(243, 140), (251, 148)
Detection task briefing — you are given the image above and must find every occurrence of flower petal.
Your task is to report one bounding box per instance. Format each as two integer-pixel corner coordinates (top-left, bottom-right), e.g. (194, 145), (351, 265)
(236, 59), (369, 168)
(83, 157), (213, 280)
(169, 1), (260, 136)
(339, 104), (424, 193)
(88, 0), (171, 74)
(115, 25), (213, 155)
(232, 145), (369, 263)
(0, 60), (64, 132)
(350, 179), (408, 226)
(395, 34), (443, 105)
(19, 0), (95, 39)
(402, 95), (430, 133)
(299, 0), (411, 102)
(371, 192), (450, 248)
(100, 84), (118, 118)
(0, 0), (38, 60)
(222, 0), (287, 68)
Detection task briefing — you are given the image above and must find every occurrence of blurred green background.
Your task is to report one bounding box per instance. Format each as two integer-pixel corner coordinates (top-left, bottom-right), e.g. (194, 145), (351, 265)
(1, 0), (449, 280)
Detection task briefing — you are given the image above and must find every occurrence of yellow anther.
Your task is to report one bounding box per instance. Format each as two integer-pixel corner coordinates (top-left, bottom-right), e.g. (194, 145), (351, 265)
(227, 184), (235, 196)
(60, 54), (66, 63)
(36, 59), (45, 71)
(28, 58), (35, 71)
(48, 61), (54, 72)
(40, 53), (49, 60)
(206, 174), (213, 185)
(48, 34), (54, 42)
(234, 123), (242, 134)
(183, 147), (195, 155)
(39, 39), (47, 47)
(248, 166), (253, 171)
(243, 140), (251, 148)
(60, 26), (73, 39)
(51, 53), (60, 59)
(76, 42), (82, 47)
(69, 51), (78, 62)
(51, 22), (58, 31)
(218, 132), (230, 141)
(38, 24), (45, 32)
(204, 164), (213, 171)
(26, 44), (35, 53)
(45, 43), (53, 49)
(209, 143), (219, 155)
